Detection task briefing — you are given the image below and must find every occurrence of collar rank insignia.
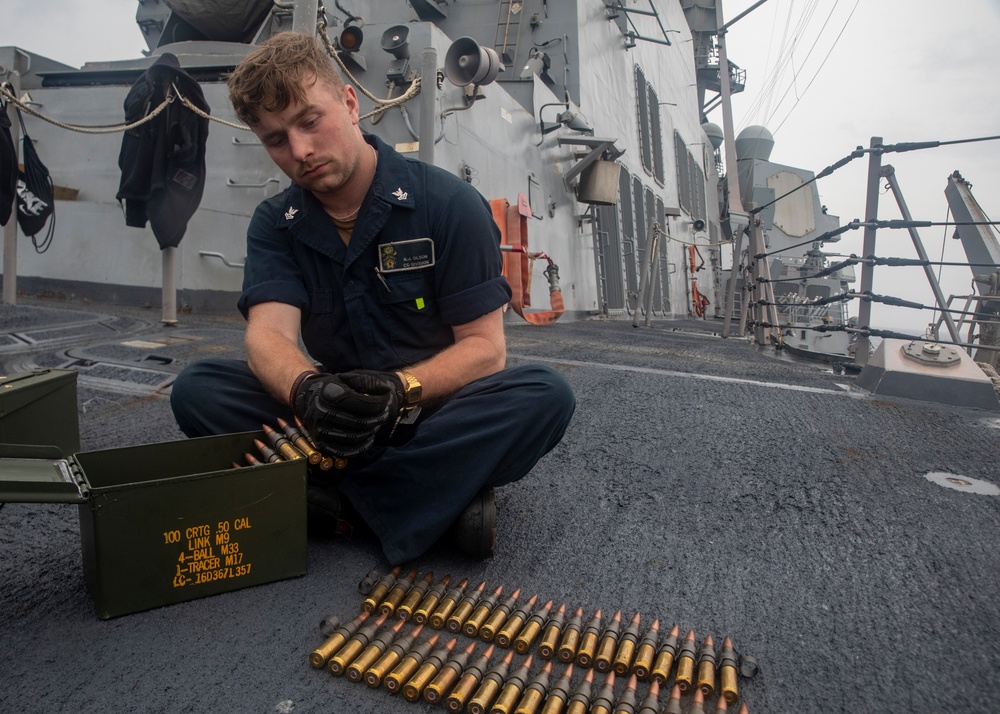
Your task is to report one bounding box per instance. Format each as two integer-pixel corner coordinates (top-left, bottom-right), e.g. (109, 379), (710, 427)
(392, 188), (408, 201)
(284, 206), (298, 220)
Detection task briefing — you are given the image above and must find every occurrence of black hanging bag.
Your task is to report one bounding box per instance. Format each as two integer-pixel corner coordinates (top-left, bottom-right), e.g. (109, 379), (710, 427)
(15, 109), (55, 252)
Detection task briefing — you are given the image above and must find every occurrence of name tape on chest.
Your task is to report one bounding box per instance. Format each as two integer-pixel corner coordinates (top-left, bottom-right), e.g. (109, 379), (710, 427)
(378, 238), (436, 273)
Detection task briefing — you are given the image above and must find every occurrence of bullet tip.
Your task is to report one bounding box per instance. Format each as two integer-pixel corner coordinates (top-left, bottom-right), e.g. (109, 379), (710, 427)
(527, 594), (539, 605)
(444, 638), (457, 650)
(651, 618), (661, 629)
(723, 636), (733, 648)
(464, 641), (476, 653)
(693, 689), (704, 703)
(412, 624), (424, 637)
(523, 654), (534, 668)
(556, 603), (566, 614)
(428, 633), (441, 645)
(669, 624), (679, 636)
(423, 571), (434, 581)
(511, 587), (521, 598)
(541, 661), (552, 673)
(685, 629), (695, 640)
(502, 650), (515, 664)
(626, 673), (637, 688)
(704, 634), (714, 646)
(573, 606), (584, 616)
(458, 577), (469, 587)
(738, 704), (749, 714)
(648, 679), (660, 695)
(669, 685), (681, 699)
(583, 669), (594, 683)
(483, 644), (495, 658)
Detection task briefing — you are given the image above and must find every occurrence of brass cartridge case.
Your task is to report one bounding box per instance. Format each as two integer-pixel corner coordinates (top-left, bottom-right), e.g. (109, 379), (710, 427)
(384, 633), (439, 693)
(309, 611), (369, 668)
(637, 679), (660, 714)
(589, 671), (616, 714)
(465, 584), (503, 638)
(277, 417), (322, 465)
(631, 618), (659, 680)
(263, 423), (304, 461)
(719, 636), (739, 705)
(611, 612), (641, 676)
(513, 598), (551, 654)
(573, 608), (603, 667)
(556, 606), (583, 663)
(563, 669), (594, 714)
(328, 613), (387, 675)
(612, 673), (638, 714)
(688, 688), (706, 714)
(403, 638), (456, 702)
(364, 623), (424, 688)
(445, 644), (495, 713)
(663, 684), (683, 714)
(650, 624), (679, 684)
(380, 568), (417, 617)
(253, 438), (283, 463)
(538, 662), (574, 714)
(498, 593), (538, 648)
(362, 566), (402, 614)
(413, 574), (451, 625)
(481, 587), (522, 642)
(397, 571), (435, 621)
(490, 653), (533, 714)
(696, 634), (717, 698)
(674, 629), (697, 694)
(467, 650), (514, 714)
(514, 660), (552, 714)
(293, 415), (335, 469)
(536, 602), (566, 659)
(447, 580), (486, 633)
(431, 577), (468, 629)
(594, 610), (624, 673)
(425, 640), (476, 704)
(346, 619), (406, 683)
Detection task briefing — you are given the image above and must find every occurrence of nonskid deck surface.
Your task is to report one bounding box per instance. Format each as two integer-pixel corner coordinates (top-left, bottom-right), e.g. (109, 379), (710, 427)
(1, 298), (998, 713)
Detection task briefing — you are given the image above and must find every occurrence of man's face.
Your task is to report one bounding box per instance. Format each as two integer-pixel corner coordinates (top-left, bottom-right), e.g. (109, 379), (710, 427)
(253, 75), (364, 197)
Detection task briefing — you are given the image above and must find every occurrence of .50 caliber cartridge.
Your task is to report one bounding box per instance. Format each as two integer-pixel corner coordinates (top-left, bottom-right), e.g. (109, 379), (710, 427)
(696, 634), (717, 697)
(447, 580), (486, 633)
(262, 423), (304, 461)
(464, 584), (504, 638)
(467, 650), (515, 714)
(425, 641), (476, 704)
(631, 618), (659, 680)
(413, 574), (451, 625)
(557, 606), (585, 663)
(563, 669), (594, 714)
(445, 644), (495, 713)
(346, 619), (406, 683)
(490, 653), (534, 714)
(574, 608), (603, 667)
(650, 624), (679, 684)
(674, 629), (698, 693)
(594, 609), (623, 673)
(277, 417), (323, 465)
(719, 636), (739, 705)
(513, 660), (552, 714)
(481, 587), (522, 642)
(380, 568), (417, 617)
(403, 637), (457, 702)
(309, 611), (369, 668)
(512, 597), (550, 653)
(611, 612), (641, 676)
(328, 612), (388, 675)
(397, 571), (435, 621)
(384, 633), (440, 693)
(588, 671), (617, 714)
(362, 566), (401, 614)
(536, 602), (566, 659)
(431, 577), (468, 629)
(496, 593), (538, 648)
(538, 662), (574, 714)
(364, 623), (424, 688)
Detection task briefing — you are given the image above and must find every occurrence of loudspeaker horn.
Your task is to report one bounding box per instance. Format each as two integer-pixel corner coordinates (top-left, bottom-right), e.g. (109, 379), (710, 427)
(380, 25), (410, 59)
(444, 36), (501, 87)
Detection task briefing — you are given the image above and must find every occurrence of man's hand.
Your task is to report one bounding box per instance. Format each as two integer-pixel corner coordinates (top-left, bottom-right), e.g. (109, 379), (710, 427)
(339, 370), (405, 442)
(292, 373), (391, 457)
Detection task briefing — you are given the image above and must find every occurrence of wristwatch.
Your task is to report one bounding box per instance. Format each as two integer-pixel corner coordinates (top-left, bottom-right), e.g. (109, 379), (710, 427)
(398, 370), (422, 405)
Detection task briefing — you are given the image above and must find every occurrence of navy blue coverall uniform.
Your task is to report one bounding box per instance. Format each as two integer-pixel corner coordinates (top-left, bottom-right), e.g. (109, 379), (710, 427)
(171, 135), (576, 565)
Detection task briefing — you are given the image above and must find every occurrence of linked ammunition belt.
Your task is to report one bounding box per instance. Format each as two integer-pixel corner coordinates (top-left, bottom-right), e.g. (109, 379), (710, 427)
(308, 568), (759, 713)
(231, 418), (346, 471)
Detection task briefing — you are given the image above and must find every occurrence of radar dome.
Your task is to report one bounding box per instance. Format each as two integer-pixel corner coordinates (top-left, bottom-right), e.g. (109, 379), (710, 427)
(735, 125), (774, 161)
(701, 122), (724, 151)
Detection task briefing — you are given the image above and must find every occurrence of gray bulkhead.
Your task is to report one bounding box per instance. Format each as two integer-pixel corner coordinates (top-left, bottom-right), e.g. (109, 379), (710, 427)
(3, 0), (720, 320)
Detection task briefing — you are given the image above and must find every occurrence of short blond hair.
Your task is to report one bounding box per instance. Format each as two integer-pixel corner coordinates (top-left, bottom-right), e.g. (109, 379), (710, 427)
(228, 32), (345, 126)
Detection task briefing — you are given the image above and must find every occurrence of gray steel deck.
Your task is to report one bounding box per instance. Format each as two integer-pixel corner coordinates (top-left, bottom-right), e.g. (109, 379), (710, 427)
(1, 298), (998, 713)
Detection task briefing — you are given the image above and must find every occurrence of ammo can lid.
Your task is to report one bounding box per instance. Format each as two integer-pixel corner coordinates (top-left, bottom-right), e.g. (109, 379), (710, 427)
(0, 443), (88, 504)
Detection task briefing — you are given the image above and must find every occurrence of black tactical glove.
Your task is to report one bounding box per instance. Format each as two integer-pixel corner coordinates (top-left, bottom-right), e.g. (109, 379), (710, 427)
(292, 373), (392, 457)
(338, 370), (405, 442)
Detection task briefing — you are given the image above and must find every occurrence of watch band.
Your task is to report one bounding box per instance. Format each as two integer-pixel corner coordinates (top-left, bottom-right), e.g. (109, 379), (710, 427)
(399, 369), (422, 405)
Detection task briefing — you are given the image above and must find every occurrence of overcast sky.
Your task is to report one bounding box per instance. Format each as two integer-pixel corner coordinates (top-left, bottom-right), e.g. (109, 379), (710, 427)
(3, 0), (999, 333)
